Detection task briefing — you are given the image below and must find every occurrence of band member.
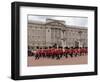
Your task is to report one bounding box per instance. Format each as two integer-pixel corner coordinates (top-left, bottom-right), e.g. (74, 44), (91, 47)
(84, 47), (88, 55)
(81, 47), (85, 56)
(43, 47), (48, 58)
(64, 47), (68, 58)
(51, 47), (56, 59)
(46, 47), (51, 58)
(50, 47), (54, 58)
(73, 47), (78, 57)
(55, 47), (61, 60)
(68, 47), (73, 57)
(31, 45), (88, 60)
(82, 47), (88, 56)
(40, 48), (45, 58)
(35, 47), (40, 59)
(54, 47), (63, 60)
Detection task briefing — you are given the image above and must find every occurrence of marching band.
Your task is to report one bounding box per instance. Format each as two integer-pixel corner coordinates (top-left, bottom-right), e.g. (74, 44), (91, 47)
(28, 47), (88, 60)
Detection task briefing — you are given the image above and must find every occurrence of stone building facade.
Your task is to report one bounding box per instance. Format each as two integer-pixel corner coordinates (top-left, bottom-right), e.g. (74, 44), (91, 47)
(28, 19), (87, 50)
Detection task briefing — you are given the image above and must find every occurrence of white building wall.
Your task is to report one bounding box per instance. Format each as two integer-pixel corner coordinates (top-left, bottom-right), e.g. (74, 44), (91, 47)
(46, 28), (51, 47)
(28, 19), (87, 49)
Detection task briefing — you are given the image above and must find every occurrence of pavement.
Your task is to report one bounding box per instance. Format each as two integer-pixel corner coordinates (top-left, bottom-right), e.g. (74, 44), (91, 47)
(27, 55), (88, 66)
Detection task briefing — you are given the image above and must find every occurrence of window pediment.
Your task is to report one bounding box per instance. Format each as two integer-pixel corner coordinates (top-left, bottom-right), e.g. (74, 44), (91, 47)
(46, 21), (66, 27)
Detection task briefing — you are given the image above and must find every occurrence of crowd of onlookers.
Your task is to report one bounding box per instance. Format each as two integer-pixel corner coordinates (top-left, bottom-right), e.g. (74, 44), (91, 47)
(28, 47), (88, 60)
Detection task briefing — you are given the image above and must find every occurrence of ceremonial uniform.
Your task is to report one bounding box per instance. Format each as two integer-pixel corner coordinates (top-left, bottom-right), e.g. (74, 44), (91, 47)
(35, 50), (40, 59)
(74, 48), (78, 57)
(64, 49), (68, 58)
(69, 49), (73, 57)
(55, 49), (59, 59)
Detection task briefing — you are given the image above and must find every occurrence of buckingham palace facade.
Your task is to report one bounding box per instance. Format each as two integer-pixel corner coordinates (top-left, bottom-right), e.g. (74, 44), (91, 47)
(28, 19), (87, 50)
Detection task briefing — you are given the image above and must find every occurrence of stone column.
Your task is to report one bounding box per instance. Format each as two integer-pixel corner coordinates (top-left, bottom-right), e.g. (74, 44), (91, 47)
(61, 29), (66, 48)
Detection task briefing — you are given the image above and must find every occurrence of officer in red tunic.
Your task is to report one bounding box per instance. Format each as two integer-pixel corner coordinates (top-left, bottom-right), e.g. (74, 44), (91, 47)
(41, 48), (45, 58)
(50, 47), (53, 58)
(74, 47), (79, 57)
(72, 48), (75, 57)
(81, 48), (83, 56)
(55, 47), (61, 60)
(78, 47), (82, 56)
(44, 48), (47, 58)
(53, 47), (56, 59)
(47, 48), (51, 58)
(49, 47), (53, 58)
(82, 47), (87, 56)
(60, 47), (63, 59)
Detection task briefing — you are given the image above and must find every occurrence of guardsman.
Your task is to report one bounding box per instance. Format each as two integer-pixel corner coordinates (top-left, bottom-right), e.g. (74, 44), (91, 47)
(46, 47), (51, 58)
(40, 48), (45, 58)
(81, 47), (84, 56)
(74, 47), (78, 57)
(85, 47), (88, 55)
(77, 47), (80, 56)
(43, 47), (47, 58)
(83, 47), (88, 56)
(48, 47), (52, 58)
(72, 48), (75, 57)
(69, 47), (71, 57)
(56, 47), (60, 60)
(64, 47), (68, 58)
(51, 47), (56, 59)
(45, 47), (49, 58)
(69, 47), (73, 58)
(35, 48), (39, 59)
(55, 47), (60, 60)
(80, 47), (83, 56)
(35, 47), (42, 59)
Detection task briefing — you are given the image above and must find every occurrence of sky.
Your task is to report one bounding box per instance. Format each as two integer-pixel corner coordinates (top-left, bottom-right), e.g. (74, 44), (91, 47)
(28, 15), (88, 27)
